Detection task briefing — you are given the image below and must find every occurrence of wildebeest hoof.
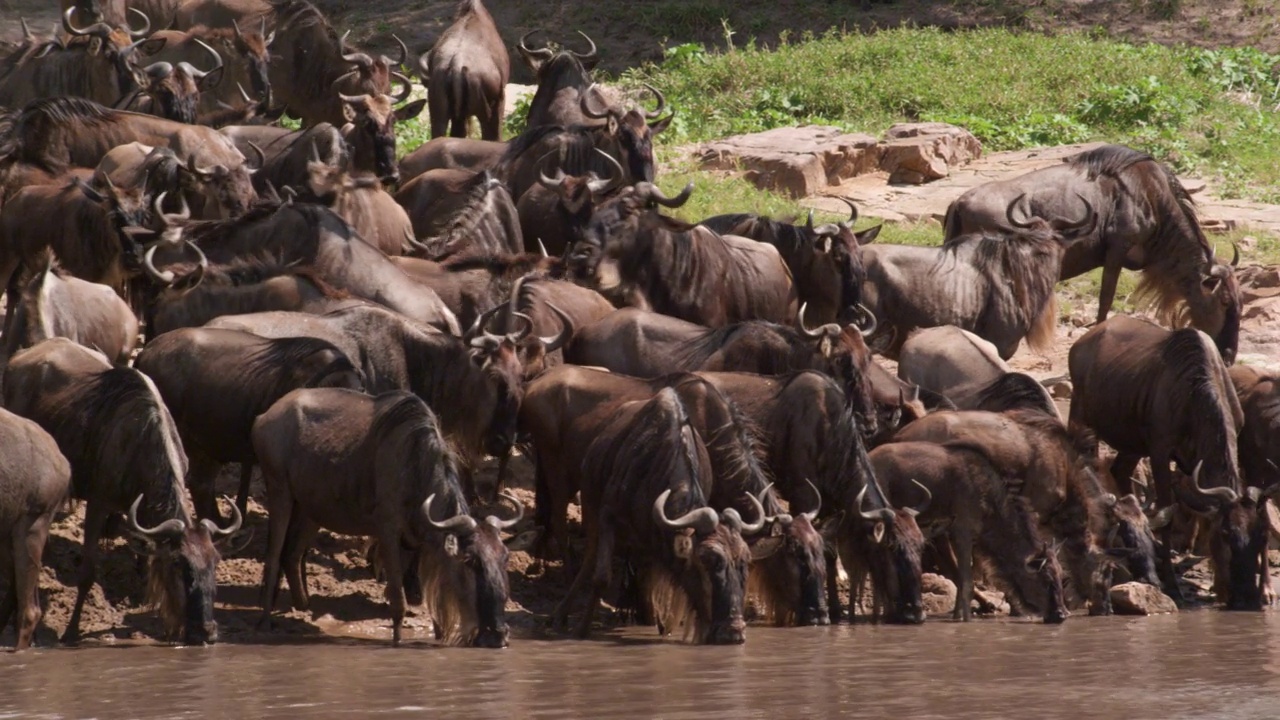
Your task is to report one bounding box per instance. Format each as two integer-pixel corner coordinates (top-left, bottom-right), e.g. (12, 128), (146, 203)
(59, 631), (81, 646)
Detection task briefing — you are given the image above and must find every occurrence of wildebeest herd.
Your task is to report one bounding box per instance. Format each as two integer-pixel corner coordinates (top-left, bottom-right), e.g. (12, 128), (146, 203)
(0, 0), (1269, 652)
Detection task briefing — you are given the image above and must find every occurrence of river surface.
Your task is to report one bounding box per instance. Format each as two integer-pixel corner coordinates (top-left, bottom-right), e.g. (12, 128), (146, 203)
(3, 613), (1280, 719)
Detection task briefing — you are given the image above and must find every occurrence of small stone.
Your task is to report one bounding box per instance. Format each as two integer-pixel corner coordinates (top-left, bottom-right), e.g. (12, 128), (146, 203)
(699, 126), (882, 197)
(879, 122), (982, 185)
(921, 572), (956, 616)
(1048, 381), (1072, 400)
(1110, 582), (1178, 615)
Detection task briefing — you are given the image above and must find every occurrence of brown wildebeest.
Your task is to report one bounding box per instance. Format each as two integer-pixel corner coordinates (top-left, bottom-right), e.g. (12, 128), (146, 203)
(418, 0), (508, 140)
(94, 142), (259, 220)
(134, 327), (365, 520)
(702, 199), (881, 326)
(392, 252), (566, 330)
(1068, 314), (1260, 608)
(2, 339), (241, 644)
(519, 366), (828, 627)
(502, 275), (616, 372)
(871, 441), (1069, 623)
(945, 144), (1242, 363)
(121, 38), (224, 123)
(518, 148), (625, 257)
(145, 21), (273, 115)
(334, 90), (427, 186)
(299, 160), (418, 256)
(0, 407), (71, 651)
(253, 389), (520, 646)
(1, 260), (139, 366)
(394, 169), (522, 259)
(861, 195), (1094, 360)
(897, 325), (1056, 414)
(549, 387), (765, 642)
(516, 31), (601, 128)
(397, 137), (505, 184)
(698, 370), (930, 624)
(566, 183), (797, 327)
(495, 117), (665, 204)
(61, 0), (132, 29)
(1229, 364), (1280, 490)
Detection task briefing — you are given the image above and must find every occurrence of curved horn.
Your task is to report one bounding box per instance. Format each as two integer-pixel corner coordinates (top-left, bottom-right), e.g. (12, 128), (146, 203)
(640, 82), (666, 120)
(904, 479), (932, 518)
(200, 496), (243, 539)
(854, 303), (878, 337)
(536, 238), (550, 258)
(570, 31), (598, 63)
(389, 71), (413, 104)
(331, 69), (360, 89)
(185, 38), (223, 80)
(578, 83), (611, 120)
(1189, 460), (1239, 504)
(645, 181), (694, 209)
(247, 141), (266, 169)
(126, 7), (151, 38)
(806, 209), (815, 232)
(232, 17), (244, 39)
(20, 17), (34, 43)
(484, 490), (525, 531)
(799, 478), (822, 522)
(391, 34), (408, 66)
(516, 30), (554, 62)
(262, 17), (274, 47)
(62, 7), (111, 38)
(652, 489), (719, 534)
(538, 302), (574, 352)
(507, 312), (535, 343)
(343, 50), (374, 68)
(723, 492), (767, 536)
(127, 495), (186, 538)
(143, 244), (176, 284)
(855, 485), (895, 522)
(1054, 192), (1095, 234)
(586, 148), (625, 195)
(143, 61), (174, 79)
(797, 302), (839, 339)
(155, 190), (191, 228)
(537, 167), (567, 191)
(464, 303), (505, 342)
(337, 91), (367, 107)
(1004, 192), (1036, 229)
(424, 494), (478, 535)
(1231, 242), (1241, 268)
(837, 197), (859, 228)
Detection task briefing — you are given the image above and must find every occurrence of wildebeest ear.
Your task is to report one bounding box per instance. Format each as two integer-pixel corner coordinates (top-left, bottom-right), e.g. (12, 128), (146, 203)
(138, 37), (167, 56)
(443, 533), (459, 557)
(749, 536), (785, 561)
(199, 66), (226, 92)
(606, 115), (618, 136)
(394, 98), (427, 123)
(505, 529), (540, 553)
(854, 224), (881, 246)
(648, 114), (673, 135)
(672, 533), (693, 560)
(816, 236), (833, 254)
(341, 102), (358, 123)
(1025, 556), (1048, 573)
(871, 521), (885, 544)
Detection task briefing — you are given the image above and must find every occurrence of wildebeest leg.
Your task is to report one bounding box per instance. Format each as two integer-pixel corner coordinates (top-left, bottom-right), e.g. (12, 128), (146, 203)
(14, 515), (49, 650)
(951, 528), (974, 622)
(574, 523), (613, 639)
(186, 452), (223, 523)
(825, 551), (843, 624)
(0, 536), (14, 641)
(258, 499), (294, 629)
(1095, 249), (1127, 324)
(1109, 453), (1141, 498)
(553, 513), (598, 633)
(283, 517), (320, 612)
(1150, 455), (1186, 606)
(377, 528), (406, 647)
(481, 93), (502, 142)
(63, 502), (108, 644)
(235, 463), (255, 517)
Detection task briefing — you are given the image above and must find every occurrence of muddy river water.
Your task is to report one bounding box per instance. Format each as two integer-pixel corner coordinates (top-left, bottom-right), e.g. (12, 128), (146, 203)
(3, 613), (1279, 719)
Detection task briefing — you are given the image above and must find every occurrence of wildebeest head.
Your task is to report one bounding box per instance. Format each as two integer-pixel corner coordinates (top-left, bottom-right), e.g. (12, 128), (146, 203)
(516, 30), (600, 75)
(1174, 463), (1276, 610)
(1197, 251), (1242, 365)
(61, 7), (166, 100)
(73, 175), (154, 271)
(464, 305), (535, 456)
(578, 83), (672, 184)
(338, 83), (428, 185)
(653, 488), (764, 644)
(567, 180), (694, 281)
(809, 199), (881, 324)
(423, 490), (518, 647)
(750, 480), (829, 626)
(227, 18), (275, 105)
(536, 148), (625, 249)
(1101, 493), (1164, 589)
(855, 483), (928, 624)
(128, 494), (241, 645)
(134, 39), (224, 123)
(183, 149), (261, 219)
(1025, 542), (1069, 624)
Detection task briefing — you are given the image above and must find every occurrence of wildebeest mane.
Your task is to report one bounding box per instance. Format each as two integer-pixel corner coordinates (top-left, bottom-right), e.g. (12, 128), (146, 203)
(1159, 328), (1239, 480)
(243, 335), (357, 394)
(0, 97), (118, 173)
(669, 321), (791, 374)
(422, 174), (519, 259)
(971, 372), (1059, 417)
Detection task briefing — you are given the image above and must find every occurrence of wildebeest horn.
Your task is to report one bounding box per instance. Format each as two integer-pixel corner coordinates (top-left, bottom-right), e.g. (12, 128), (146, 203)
(507, 312), (535, 343)
(143, 61), (173, 79)
(640, 82), (666, 120)
(587, 149), (625, 195)
(1188, 460), (1239, 504)
(856, 485), (895, 522)
(484, 490), (524, 531)
(262, 17), (275, 47)
(571, 31), (598, 63)
(1054, 193), (1095, 235)
(154, 190), (191, 227)
(391, 34), (408, 66)
(464, 303), (505, 343)
(644, 181), (694, 208)
(389, 71), (413, 103)
(62, 7), (111, 38)
(143, 244), (175, 283)
(852, 303), (878, 337)
(539, 303), (574, 352)
(180, 38), (223, 80)
(1148, 504), (1177, 530)
(424, 494), (478, 535)
(1005, 192), (1036, 229)
(798, 478), (822, 522)
(754, 483), (787, 524)
(579, 83), (611, 120)
(127, 495), (186, 538)
(232, 18), (244, 39)
(904, 479), (931, 517)
(126, 7), (151, 38)
(722, 492), (767, 536)
(1231, 243), (1241, 268)
(200, 496), (243, 539)
(186, 154), (216, 178)
(20, 17), (35, 43)
(798, 302), (839, 339)
(247, 141), (266, 169)
(337, 92), (368, 108)
(538, 168), (567, 190)
(308, 140), (322, 164)
(536, 238), (550, 257)
(653, 489), (719, 534)
(837, 197), (858, 229)
(517, 30), (554, 62)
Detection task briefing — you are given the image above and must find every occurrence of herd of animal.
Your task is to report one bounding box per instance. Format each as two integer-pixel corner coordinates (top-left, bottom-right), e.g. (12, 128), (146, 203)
(0, 0), (1271, 652)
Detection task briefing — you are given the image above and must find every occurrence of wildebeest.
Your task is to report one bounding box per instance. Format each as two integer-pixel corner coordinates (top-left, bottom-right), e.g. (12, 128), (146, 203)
(945, 144), (1242, 363)
(1, 260), (139, 366)
(334, 90), (427, 186)
(145, 20), (273, 116)
(394, 169), (523, 258)
(2, 339), (241, 644)
(897, 325), (1056, 414)
(502, 275), (616, 371)
(1229, 364), (1280, 489)
(567, 183), (797, 327)
(299, 159), (417, 256)
(134, 327), (365, 519)
(418, 0), (508, 140)
(94, 142), (259, 221)
(494, 117), (665, 203)
(549, 387), (765, 642)
(1068, 314), (1257, 608)
(392, 252), (565, 330)
(702, 199), (881, 326)
(699, 370), (930, 624)
(397, 137), (505, 184)
(253, 389), (519, 646)
(0, 407), (71, 651)
(517, 148), (624, 256)
(516, 31), (600, 128)
(872, 440), (1069, 623)
(862, 195), (1094, 360)
(120, 38), (224, 123)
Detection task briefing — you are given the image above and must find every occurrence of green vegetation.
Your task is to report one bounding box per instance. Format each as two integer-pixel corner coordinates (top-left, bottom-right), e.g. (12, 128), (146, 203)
(625, 27), (1280, 202)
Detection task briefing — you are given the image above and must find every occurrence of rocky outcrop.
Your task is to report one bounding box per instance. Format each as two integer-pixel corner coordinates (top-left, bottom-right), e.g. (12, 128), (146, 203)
(879, 122), (983, 185)
(1110, 582), (1178, 615)
(698, 126), (881, 197)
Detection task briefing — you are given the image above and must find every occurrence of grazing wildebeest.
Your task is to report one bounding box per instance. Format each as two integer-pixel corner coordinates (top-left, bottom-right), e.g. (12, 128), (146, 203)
(897, 325), (1056, 414)
(394, 169), (523, 258)
(299, 159), (417, 256)
(134, 327), (365, 520)
(418, 0), (508, 140)
(699, 370), (930, 624)
(2, 339), (241, 644)
(862, 195), (1094, 360)
(152, 201), (460, 333)
(0, 407), (71, 651)
(702, 199), (881, 326)
(871, 441), (1069, 623)
(549, 387), (765, 642)
(145, 20), (273, 115)
(253, 389), (519, 646)
(94, 142), (259, 221)
(1229, 365), (1280, 489)
(1, 260), (139, 365)
(392, 252), (565, 330)
(566, 183), (797, 327)
(1068, 314), (1258, 608)
(945, 144), (1242, 363)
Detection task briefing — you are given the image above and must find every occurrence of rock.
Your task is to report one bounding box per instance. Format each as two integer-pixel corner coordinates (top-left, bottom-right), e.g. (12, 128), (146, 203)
(921, 572), (957, 616)
(879, 122), (982, 185)
(698, 126), (881, 197)
(1243, 296), (1280, 324)
(1110, 582), (1178, 615)
(1048, 380), (1072, 399)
